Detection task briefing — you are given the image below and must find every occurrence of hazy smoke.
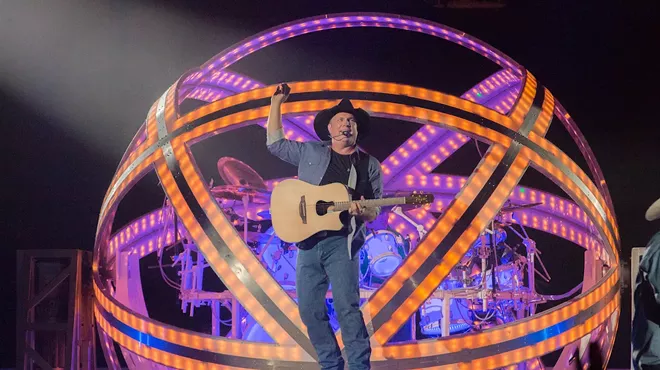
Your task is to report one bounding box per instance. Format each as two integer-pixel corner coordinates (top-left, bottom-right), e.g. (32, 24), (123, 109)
(0, 1), (242, 159)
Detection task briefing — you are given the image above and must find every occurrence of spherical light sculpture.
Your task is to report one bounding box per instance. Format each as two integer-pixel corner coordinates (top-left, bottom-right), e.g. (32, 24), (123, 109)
(93, 13), (620, 370)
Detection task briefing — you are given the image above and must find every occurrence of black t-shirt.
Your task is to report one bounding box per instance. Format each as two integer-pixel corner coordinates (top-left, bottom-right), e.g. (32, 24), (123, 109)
(320, 150), (356, 188)
(299, 148), (375, 249)
(320, 149), (374, 200)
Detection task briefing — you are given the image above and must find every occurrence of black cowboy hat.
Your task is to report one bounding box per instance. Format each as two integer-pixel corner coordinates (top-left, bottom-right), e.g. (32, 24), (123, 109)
(313, 99), (371, 141)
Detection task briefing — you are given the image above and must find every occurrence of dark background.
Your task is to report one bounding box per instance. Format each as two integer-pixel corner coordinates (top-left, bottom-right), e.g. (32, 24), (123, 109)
(3, 0), (659, 368)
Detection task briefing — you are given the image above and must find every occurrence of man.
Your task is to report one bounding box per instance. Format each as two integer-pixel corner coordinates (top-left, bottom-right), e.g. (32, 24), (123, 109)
(266, 83), (382, 369)
(632, 197), (660, 370)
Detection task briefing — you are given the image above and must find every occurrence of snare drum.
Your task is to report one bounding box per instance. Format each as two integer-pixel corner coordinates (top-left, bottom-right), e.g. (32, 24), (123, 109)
(361, 230), (408, 283)
(258, 227), (297, 291)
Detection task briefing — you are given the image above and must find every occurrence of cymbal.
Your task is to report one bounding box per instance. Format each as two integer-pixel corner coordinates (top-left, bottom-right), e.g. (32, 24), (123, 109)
(217, 157), (267, 189)
(210, 185), (271, 204)
(256, 210), (272, 219)
(500, 202), (542, 213)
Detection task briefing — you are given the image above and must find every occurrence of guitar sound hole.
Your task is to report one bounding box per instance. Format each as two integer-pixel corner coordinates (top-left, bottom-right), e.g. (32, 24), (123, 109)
(315, 201), (332, 216)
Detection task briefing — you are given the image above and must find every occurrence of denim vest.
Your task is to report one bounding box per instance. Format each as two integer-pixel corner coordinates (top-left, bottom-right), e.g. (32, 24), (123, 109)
(267, 129), (383, 258)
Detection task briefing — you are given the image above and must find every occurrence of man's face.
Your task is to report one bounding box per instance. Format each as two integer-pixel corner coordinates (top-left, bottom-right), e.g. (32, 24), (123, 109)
(327, 112), (358, 144)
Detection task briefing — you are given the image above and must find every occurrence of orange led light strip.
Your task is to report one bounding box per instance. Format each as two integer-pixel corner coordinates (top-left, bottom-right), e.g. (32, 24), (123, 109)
(93, 279), (311, 362)
(94, 304), (253, 370)
(175, 80), (514, 130)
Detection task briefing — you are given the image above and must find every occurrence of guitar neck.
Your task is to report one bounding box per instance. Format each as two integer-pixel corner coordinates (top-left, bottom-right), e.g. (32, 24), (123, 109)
(332, 197), (408, 211)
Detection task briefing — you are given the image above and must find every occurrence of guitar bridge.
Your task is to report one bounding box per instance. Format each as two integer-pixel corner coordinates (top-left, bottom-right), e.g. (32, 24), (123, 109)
(299, 195), (307, 224)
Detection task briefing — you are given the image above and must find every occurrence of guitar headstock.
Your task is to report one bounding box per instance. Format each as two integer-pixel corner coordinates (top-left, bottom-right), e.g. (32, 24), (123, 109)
(405, 192), (434, 206)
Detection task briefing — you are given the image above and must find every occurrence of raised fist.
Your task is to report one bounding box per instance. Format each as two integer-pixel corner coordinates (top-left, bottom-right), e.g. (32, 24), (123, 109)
(271, 83), (290, 105)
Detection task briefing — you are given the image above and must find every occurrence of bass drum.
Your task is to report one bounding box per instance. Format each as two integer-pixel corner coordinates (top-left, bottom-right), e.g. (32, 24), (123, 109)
(241, 300), (340, 343)
(360, 229), (409, 286)
(419, 297), (471, 337)
(242, 315), (275, 343)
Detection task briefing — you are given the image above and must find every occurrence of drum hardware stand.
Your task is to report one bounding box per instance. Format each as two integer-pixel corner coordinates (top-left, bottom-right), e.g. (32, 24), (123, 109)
(427, 212), (553, 339)
(505, 216), (551, 285)
(456, 265), (472, 287)
(230, 297), (242, 339)
(241, 194), (250, 242)
(477, 233), (491, 312)
(484, 221), (500, 295)
(522, 238), (538, 315)
(441, 296), (451, 337)
(391, 206), (427, 240)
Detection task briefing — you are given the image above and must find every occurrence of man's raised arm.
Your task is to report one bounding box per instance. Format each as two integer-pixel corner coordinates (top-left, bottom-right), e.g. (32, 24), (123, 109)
(266, 83), (304, 166)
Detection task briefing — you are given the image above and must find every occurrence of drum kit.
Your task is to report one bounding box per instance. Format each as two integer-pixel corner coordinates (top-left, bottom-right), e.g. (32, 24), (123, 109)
(170, 156), (554, 342)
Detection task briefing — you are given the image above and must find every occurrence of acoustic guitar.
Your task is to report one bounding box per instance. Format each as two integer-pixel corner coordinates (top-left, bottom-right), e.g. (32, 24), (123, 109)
(270, 179), (434, 243)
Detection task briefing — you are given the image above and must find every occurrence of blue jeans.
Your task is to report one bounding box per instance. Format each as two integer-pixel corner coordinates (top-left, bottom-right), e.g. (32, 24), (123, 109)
(296, 235), (371, 369)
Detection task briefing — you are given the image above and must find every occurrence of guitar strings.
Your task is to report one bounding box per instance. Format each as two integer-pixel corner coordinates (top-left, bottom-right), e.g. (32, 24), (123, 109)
(303, 198), (410, 208)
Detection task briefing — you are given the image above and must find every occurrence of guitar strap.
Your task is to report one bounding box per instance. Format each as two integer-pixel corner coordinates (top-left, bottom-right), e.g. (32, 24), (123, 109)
(346, 155), (359, 260)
